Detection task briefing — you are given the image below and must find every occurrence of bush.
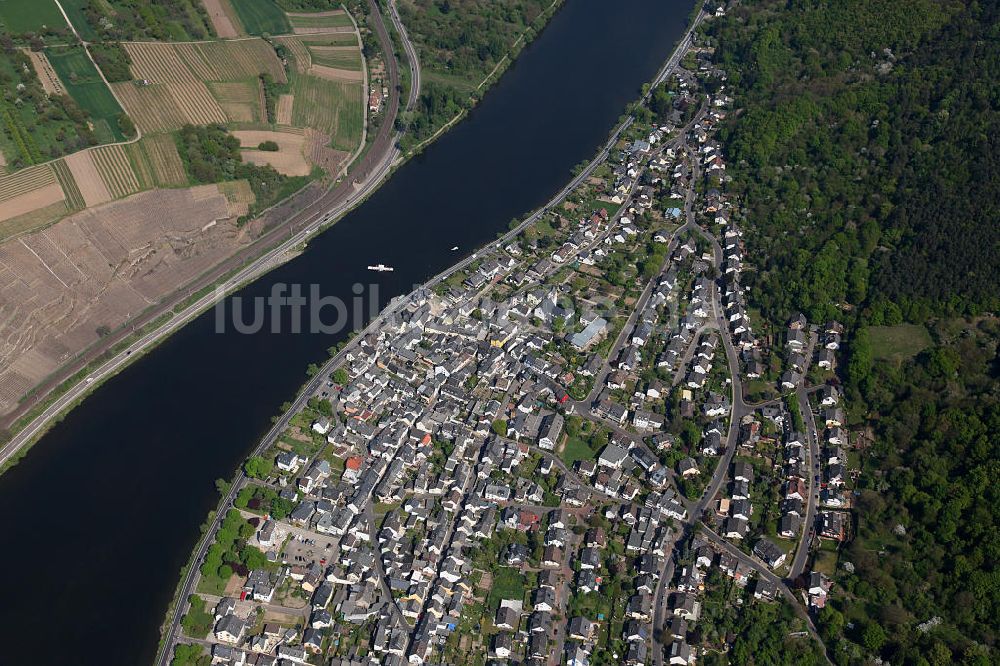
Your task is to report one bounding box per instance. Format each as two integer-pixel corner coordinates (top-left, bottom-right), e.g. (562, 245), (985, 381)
(117, 113), (136, 138)
(88, 42), (132, 82)
(258, 140), (279, 151)
(175, 124), (312, 215)
(180, 594), (214, 638)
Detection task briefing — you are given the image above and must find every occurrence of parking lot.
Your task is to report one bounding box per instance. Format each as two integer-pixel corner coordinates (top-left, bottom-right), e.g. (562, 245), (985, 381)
(280, 528), (336, 568)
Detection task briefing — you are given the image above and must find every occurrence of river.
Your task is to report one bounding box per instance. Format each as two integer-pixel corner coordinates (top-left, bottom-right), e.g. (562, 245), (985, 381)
(0, 0), (692, 663)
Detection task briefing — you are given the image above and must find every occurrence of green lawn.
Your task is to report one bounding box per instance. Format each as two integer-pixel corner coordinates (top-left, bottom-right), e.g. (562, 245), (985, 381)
(0, 0), (66, 33)
(487, 567), (528, 611)
(561, 436), (596, 467)
(46, 46), (126, 142)
(813, 541), (839, 576)
(869, 324), (932, 363)
(196, 573), (229, 597)
(230, 0), (291, 35)
(579, 196), (622, 220)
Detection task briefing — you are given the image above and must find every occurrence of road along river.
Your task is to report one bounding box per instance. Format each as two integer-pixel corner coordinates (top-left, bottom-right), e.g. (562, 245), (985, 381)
(0, 1), (693, 663)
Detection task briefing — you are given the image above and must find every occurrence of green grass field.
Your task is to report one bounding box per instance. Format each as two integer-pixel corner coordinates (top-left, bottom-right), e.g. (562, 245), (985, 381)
(46, 47), (126, 142)
(230, 0), (291, 35)
(869, 324), (932, 363)
(486, 567), (528, 611)
(0, 0), (66, 33)
(561, 436), (596, 467)
(422, 70), (480, 95)
(57, 0), (99, 40)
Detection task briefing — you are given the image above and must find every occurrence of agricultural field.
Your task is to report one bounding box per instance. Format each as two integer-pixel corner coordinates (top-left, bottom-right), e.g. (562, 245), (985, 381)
(62, 149), (112, 207)
(55, 0), (98, 41)
(132, 134), (188, 187)
(45, 46), (129, 143)
(201, 0), (243, 38)
(228, 0), (291, 36)
(0, 0), (67, 34)
(1, 131), (187, 237)
(309, 47), (362, 71)
(304, 39), (362, 71)
(0, 164), (67, 240)
(114, 39), (285, 133)
(287, 9), (353, 34)
(90, 144), (141, 199)
(51, 158), (85, 210)
(23, 50), (65, 95)
(0, 0), (371, 415)
(217, 179), (256, 217)
(233, 128), (310, 176)
(290, 73), (363, 150)
(207, 81), (263, 123)
(275, 93), (294, 124)
(125, 39), (284, 84)
(273, 27), (365, 153)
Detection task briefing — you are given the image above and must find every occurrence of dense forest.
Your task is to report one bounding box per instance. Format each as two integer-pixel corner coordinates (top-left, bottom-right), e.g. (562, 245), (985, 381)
(706, 0), (999, 327)
(705, 0), (999, 663)
(823, 319), (999, 665)
(397, 0), (552, 79)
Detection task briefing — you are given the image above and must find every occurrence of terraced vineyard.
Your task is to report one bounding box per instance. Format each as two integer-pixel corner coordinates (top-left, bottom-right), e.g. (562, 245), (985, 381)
(192, 40), (285, 81)
(91, 145), (142, 199)
(51, 159), (86, 211)
(0, 0), (377, 420)
(0, 165), (55, 202)
(276, 35), (312, 71)
(0, 164), (66, 240)
(126, 42), (200, 83)
(138, 135), (188, 186)
(116, 39), (285, 133)
(172, 81), (230, 124)
(207, 81), (263, 123)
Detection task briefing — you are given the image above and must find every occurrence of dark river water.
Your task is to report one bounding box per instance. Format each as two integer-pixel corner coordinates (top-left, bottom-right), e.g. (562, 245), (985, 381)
(0, 1), (691, 663)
